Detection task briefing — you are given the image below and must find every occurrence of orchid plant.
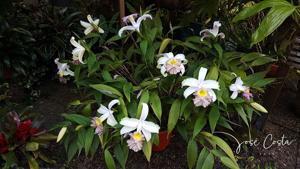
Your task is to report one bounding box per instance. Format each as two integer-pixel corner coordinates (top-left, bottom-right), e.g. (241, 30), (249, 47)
(55, 9), (275, 169)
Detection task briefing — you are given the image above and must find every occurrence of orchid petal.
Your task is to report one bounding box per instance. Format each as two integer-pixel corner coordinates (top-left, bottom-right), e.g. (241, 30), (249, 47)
(142, 121), (160, 133)
(157, 56), (169, 67)
(93, 19), (99, 25)
(97, 105), (110, 115)
(99, 113), (110, 122)
(118, 26), (136, 36)
(120, 118), (139, 128)
(140, 103), (149, 121)
(141, 129), (152, 141)
(180, 64), (185, 76)
(107, 115), (118, 126)
(98, 27), (104, 33)
(182, 78), (199, 87)
(136, 14), (152, 26)
(160, 66), (167, 77)
(108, 99), (120, 110)
(208, 89), (217, 102)
(202, 80), (220, 90)
(87, 15), (93, 23)
(183, 86), (198, 98)
(80, 21), (90, 28)
(230, 91), (238, 99)
(84, 27), (94, 35)
(198, 67), (208, 81)
(120, 126), (136, 135)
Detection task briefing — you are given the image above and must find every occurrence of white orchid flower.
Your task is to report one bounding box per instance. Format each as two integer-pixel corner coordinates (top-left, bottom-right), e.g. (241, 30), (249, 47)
(97, 99), (120, 127)
(70, 37), (86, 64)
(118, 13), (152, 37)
(120, 103), (160, 141)
(157, 52), (187, 77)
(229, 77), (247, 99)
(182, 67), (220, 107)
(80, 14), (104, 35)
(54, 58), (74, 77)
(199, 21), (225, 41)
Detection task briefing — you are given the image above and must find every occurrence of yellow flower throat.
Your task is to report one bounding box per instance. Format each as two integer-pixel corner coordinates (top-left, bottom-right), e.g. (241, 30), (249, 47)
(132, 132), (143, 141)
(95, 117), (102, 126)
(168, 59), (178, 65)
(197, 89), (208, 97)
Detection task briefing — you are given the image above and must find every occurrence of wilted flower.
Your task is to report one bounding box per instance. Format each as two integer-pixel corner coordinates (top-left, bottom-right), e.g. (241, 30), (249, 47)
(182, 67), (220, 107)
(54, 58), (74, 78)
(70, 37), (85, 64)
(91, 117), (104, 136)
(118, 13), (152, 36)
(97, 99), (120, 127)
(120, 103), (160, 142)
(157, 52), (187, 77)
(199, 21), (225, 41)
(80, 14), (104, 35)
(126, 131), (145, 152)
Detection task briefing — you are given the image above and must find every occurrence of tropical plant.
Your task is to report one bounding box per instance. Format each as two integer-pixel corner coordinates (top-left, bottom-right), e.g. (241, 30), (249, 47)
(54, 4), (275, 168)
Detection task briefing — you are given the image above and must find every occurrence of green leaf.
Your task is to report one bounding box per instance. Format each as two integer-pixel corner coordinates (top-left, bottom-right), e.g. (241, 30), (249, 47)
(193, 113), (207, 138)
(90, 135), (100, 157)
(233, 0), (292, 22)
(63, 114), (90, 126)
(159, 38), (172, 54)
(251, 5), (296, 45)
(27, 154), (40, 169)
(201, 153), (214, 169)
(220, 156), (239, 169)
(209, 135), (238, 167)
(123, 83), (133, 102)
(119, 97), (128, 117)
(114, 144), (128, 169)
(213, 43), (223, 67)
(209, 105), (220, 133)
(206, 65), (219, 80)
(25, 142), (39, 151)
(84, 128), (95, 156)
(195, 148), (209, 169)
(250, 57), (275, 67)
(104, 149), (116, 169)
(167, 99), (181, 133)
(142, 141), (152, 162)
(149, 91), (162, 122)
(187, 139), (198, 169)
(90, 84), (123, 98)
(140, 40), (148, 56)
(68, 140), (78, 162)
(250, 102), (268, 113)
(234, 104), (249, 127)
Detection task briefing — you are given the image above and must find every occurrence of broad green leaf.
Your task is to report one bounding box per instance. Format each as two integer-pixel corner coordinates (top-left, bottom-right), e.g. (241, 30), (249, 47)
(140, 40), (148, 56)
(251, 5), (295, 45)
(25, 142), (39, 151)
(206, 65), (219, 80)
(90, 136), (100, 157)
(63, 114), (90, 126)
(84, 128), (95, 156)
(187, 139), (198, 169)
(234, 104), (249, 127)
(38, 152), (56, 164)
(142, 141), (152, 161)
(193, 113), (207, 138)
(119, 97), (128, 117)
(104, 149), (116, 169)
(209, 105), (220, 133)
(233, 0), (292, 22)
(250, 57), (275, 67)
(220, 156), (239, 169)
(209, 135), (238, 167)
(149, 91), (162, 122)
(159, 38), (172, 54)
(213, 43), (223, 67)
(114, 144), (128, 169)
(123, 83), (133, 102)
(201, 153), (214, 169)
(167, 99), (181, 133)
(90, 84), (123, 98)
(67, 140), (78, 162)
(195, 148), (209, 169)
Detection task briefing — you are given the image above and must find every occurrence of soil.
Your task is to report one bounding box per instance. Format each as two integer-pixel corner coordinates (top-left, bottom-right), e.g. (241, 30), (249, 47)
(24, 79), (300, 169)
